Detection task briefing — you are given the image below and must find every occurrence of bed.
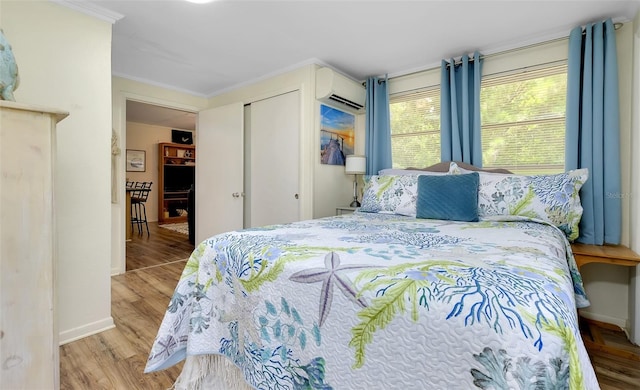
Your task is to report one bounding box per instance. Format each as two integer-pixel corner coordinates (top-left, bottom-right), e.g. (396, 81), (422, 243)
(145, 162), (599, 389)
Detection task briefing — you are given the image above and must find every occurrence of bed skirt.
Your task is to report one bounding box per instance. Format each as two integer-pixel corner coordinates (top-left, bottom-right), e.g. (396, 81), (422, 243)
(172, 355), (253, 390)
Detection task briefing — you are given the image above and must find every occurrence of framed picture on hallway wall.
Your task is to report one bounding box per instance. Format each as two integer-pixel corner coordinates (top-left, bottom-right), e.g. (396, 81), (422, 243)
(320, 104), (355, 166)
(126, 149), (146, 172)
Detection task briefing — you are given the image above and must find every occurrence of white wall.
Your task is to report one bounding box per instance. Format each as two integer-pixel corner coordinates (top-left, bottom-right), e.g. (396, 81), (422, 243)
(112, 77), (208, 275)
(387, 25), (638, 332)
(207, 64), (357, 221)
(0, 1), (114, 343)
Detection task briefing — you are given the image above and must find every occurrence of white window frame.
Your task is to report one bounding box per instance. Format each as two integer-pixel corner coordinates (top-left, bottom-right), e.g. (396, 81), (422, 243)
(386, 39), (570, 170)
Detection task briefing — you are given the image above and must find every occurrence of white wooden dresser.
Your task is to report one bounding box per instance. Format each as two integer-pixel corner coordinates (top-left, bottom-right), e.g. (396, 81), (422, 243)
(0, 101), (68, 389)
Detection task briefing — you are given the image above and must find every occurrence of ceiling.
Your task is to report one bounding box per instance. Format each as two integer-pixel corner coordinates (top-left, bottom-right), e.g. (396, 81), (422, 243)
(67, 0), (640, 128)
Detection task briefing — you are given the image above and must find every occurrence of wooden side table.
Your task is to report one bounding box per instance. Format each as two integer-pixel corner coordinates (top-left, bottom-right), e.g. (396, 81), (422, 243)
(571, 243), (640, 362)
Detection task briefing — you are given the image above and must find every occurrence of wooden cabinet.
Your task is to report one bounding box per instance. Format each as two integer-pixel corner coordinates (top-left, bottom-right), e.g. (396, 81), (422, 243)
(0, 101), (68, 390)
(158, 143), (195, 224)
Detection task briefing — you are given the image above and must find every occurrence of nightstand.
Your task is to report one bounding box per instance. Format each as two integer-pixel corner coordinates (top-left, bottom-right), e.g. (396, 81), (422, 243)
(571, 243), (640, 362)
(336, 206), (357, 216)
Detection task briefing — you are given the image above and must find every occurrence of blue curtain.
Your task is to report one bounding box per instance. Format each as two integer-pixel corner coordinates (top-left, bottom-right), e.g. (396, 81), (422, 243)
(566, 19), (621, 245)
(440, 51), (483, 166)
(365, 76), (392, 175)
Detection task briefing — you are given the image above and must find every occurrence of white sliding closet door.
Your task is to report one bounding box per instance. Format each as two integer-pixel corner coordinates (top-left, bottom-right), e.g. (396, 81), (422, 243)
(196, 102), (244, 244)
(248, 90), (300, 227)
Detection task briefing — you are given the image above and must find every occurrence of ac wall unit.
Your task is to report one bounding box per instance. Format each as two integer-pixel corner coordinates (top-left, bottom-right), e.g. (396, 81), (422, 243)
(315, 67), (365, 113)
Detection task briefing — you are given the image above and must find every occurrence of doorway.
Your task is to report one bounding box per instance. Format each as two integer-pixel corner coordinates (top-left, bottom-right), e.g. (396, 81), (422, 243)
(124, 100), (196, 271)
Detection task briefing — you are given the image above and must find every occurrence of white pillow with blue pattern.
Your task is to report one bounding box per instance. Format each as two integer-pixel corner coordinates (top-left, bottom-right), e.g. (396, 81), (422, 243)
(359, 175), (420, 217)
(449, 162), (589, 241)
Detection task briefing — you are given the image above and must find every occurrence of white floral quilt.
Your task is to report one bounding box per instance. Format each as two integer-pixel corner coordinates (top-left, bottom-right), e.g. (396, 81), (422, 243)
(145, 212), (599, 389)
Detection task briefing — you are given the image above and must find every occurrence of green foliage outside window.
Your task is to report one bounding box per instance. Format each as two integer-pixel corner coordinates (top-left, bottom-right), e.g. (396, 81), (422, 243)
(389, 89), (440, 169)
(389, 64), (567, 175)
(481, 65), (567, 174)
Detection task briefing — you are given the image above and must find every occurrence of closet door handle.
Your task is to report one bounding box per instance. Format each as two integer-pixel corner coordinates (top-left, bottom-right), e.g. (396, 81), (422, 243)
(232, 192), (240, 198)
(294, 193), (299, 199)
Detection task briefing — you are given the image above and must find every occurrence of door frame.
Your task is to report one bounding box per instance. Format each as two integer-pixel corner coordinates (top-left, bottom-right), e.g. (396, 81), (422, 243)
(113, 80), (314, 275)
(112, 91), (200, 275)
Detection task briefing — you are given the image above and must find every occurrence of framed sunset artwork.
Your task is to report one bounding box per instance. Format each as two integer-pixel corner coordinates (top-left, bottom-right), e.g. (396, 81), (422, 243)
(319, 104), (355, 166)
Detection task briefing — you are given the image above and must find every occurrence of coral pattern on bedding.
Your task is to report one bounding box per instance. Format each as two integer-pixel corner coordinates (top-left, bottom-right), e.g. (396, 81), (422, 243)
(145, 213), (598, 390)
(359, 175), (419, 216)
(449, 162), (588, 241)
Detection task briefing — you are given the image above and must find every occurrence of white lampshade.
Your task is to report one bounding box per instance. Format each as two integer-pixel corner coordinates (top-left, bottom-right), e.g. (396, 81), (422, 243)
(345, 155), (366, 174)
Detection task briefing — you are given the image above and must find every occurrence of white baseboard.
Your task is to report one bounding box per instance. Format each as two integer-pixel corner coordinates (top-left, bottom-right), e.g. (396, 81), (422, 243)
(579, 310), (627, 330)
(111, 266), (124, 276)
(59, 317), (115, 345)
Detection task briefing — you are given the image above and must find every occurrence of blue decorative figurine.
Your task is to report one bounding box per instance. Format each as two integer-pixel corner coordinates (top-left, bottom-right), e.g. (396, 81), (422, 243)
(0, 29), (19, 101)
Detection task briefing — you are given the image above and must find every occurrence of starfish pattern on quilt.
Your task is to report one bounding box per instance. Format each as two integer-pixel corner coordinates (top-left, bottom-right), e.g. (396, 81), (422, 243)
(219, 276), (262, 348)
(289, 252), (375, 326)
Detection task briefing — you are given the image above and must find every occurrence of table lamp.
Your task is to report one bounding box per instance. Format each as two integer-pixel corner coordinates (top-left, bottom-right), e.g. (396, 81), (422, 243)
(345, 155), (366, 207)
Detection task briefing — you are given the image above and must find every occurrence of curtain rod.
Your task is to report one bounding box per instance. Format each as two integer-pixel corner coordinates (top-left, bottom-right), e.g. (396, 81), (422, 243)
(444, 55), (480, 69)
(361, 76), (387, 87)
(404, 21), (624, 75)
(579, 21), (623, 35)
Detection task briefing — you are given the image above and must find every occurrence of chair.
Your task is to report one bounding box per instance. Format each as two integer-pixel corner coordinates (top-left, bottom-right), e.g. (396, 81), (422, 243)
(130, 181), (152, 236)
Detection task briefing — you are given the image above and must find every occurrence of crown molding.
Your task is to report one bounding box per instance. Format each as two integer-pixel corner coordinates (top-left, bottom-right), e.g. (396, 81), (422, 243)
(50, 0), (124, 24)
(203, 58), (366, 98)
(112, 71), (209, 99)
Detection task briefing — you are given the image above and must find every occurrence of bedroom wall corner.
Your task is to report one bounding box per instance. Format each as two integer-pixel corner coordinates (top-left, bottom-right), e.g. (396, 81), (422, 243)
(0, 1), (115, 343)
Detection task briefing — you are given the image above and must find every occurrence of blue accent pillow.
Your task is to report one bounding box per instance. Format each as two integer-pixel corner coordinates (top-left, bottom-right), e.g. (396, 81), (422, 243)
(416, 172), (479, 222)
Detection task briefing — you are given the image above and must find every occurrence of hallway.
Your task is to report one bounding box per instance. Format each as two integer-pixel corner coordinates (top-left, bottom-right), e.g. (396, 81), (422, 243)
(126, 222), (194, 271)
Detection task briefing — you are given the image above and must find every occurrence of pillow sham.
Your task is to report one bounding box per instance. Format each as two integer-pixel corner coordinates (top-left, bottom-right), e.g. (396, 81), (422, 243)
(359, 175), (419, 217)
(416, 173), (479, 222)
(449, 162), (589, 241)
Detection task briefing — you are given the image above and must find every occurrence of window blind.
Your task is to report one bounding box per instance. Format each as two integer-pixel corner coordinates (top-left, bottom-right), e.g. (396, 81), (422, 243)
(481, 64), (567, 175)
(389, 87), (440, 169)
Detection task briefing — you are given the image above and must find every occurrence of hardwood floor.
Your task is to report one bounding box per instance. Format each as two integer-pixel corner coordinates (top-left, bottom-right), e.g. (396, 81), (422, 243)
(59, 222), (193, 388)
(126, 221), (194, 271)
(59, 233), (640, 389)
(584, 324), (640, 390)
(60, 260), (188, 389)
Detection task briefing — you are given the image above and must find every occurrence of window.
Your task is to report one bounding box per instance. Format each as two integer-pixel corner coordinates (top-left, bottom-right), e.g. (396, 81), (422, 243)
(389, 88), (440, 169)
(480, 64), (567, 175)
(388, 63), (567, 174)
